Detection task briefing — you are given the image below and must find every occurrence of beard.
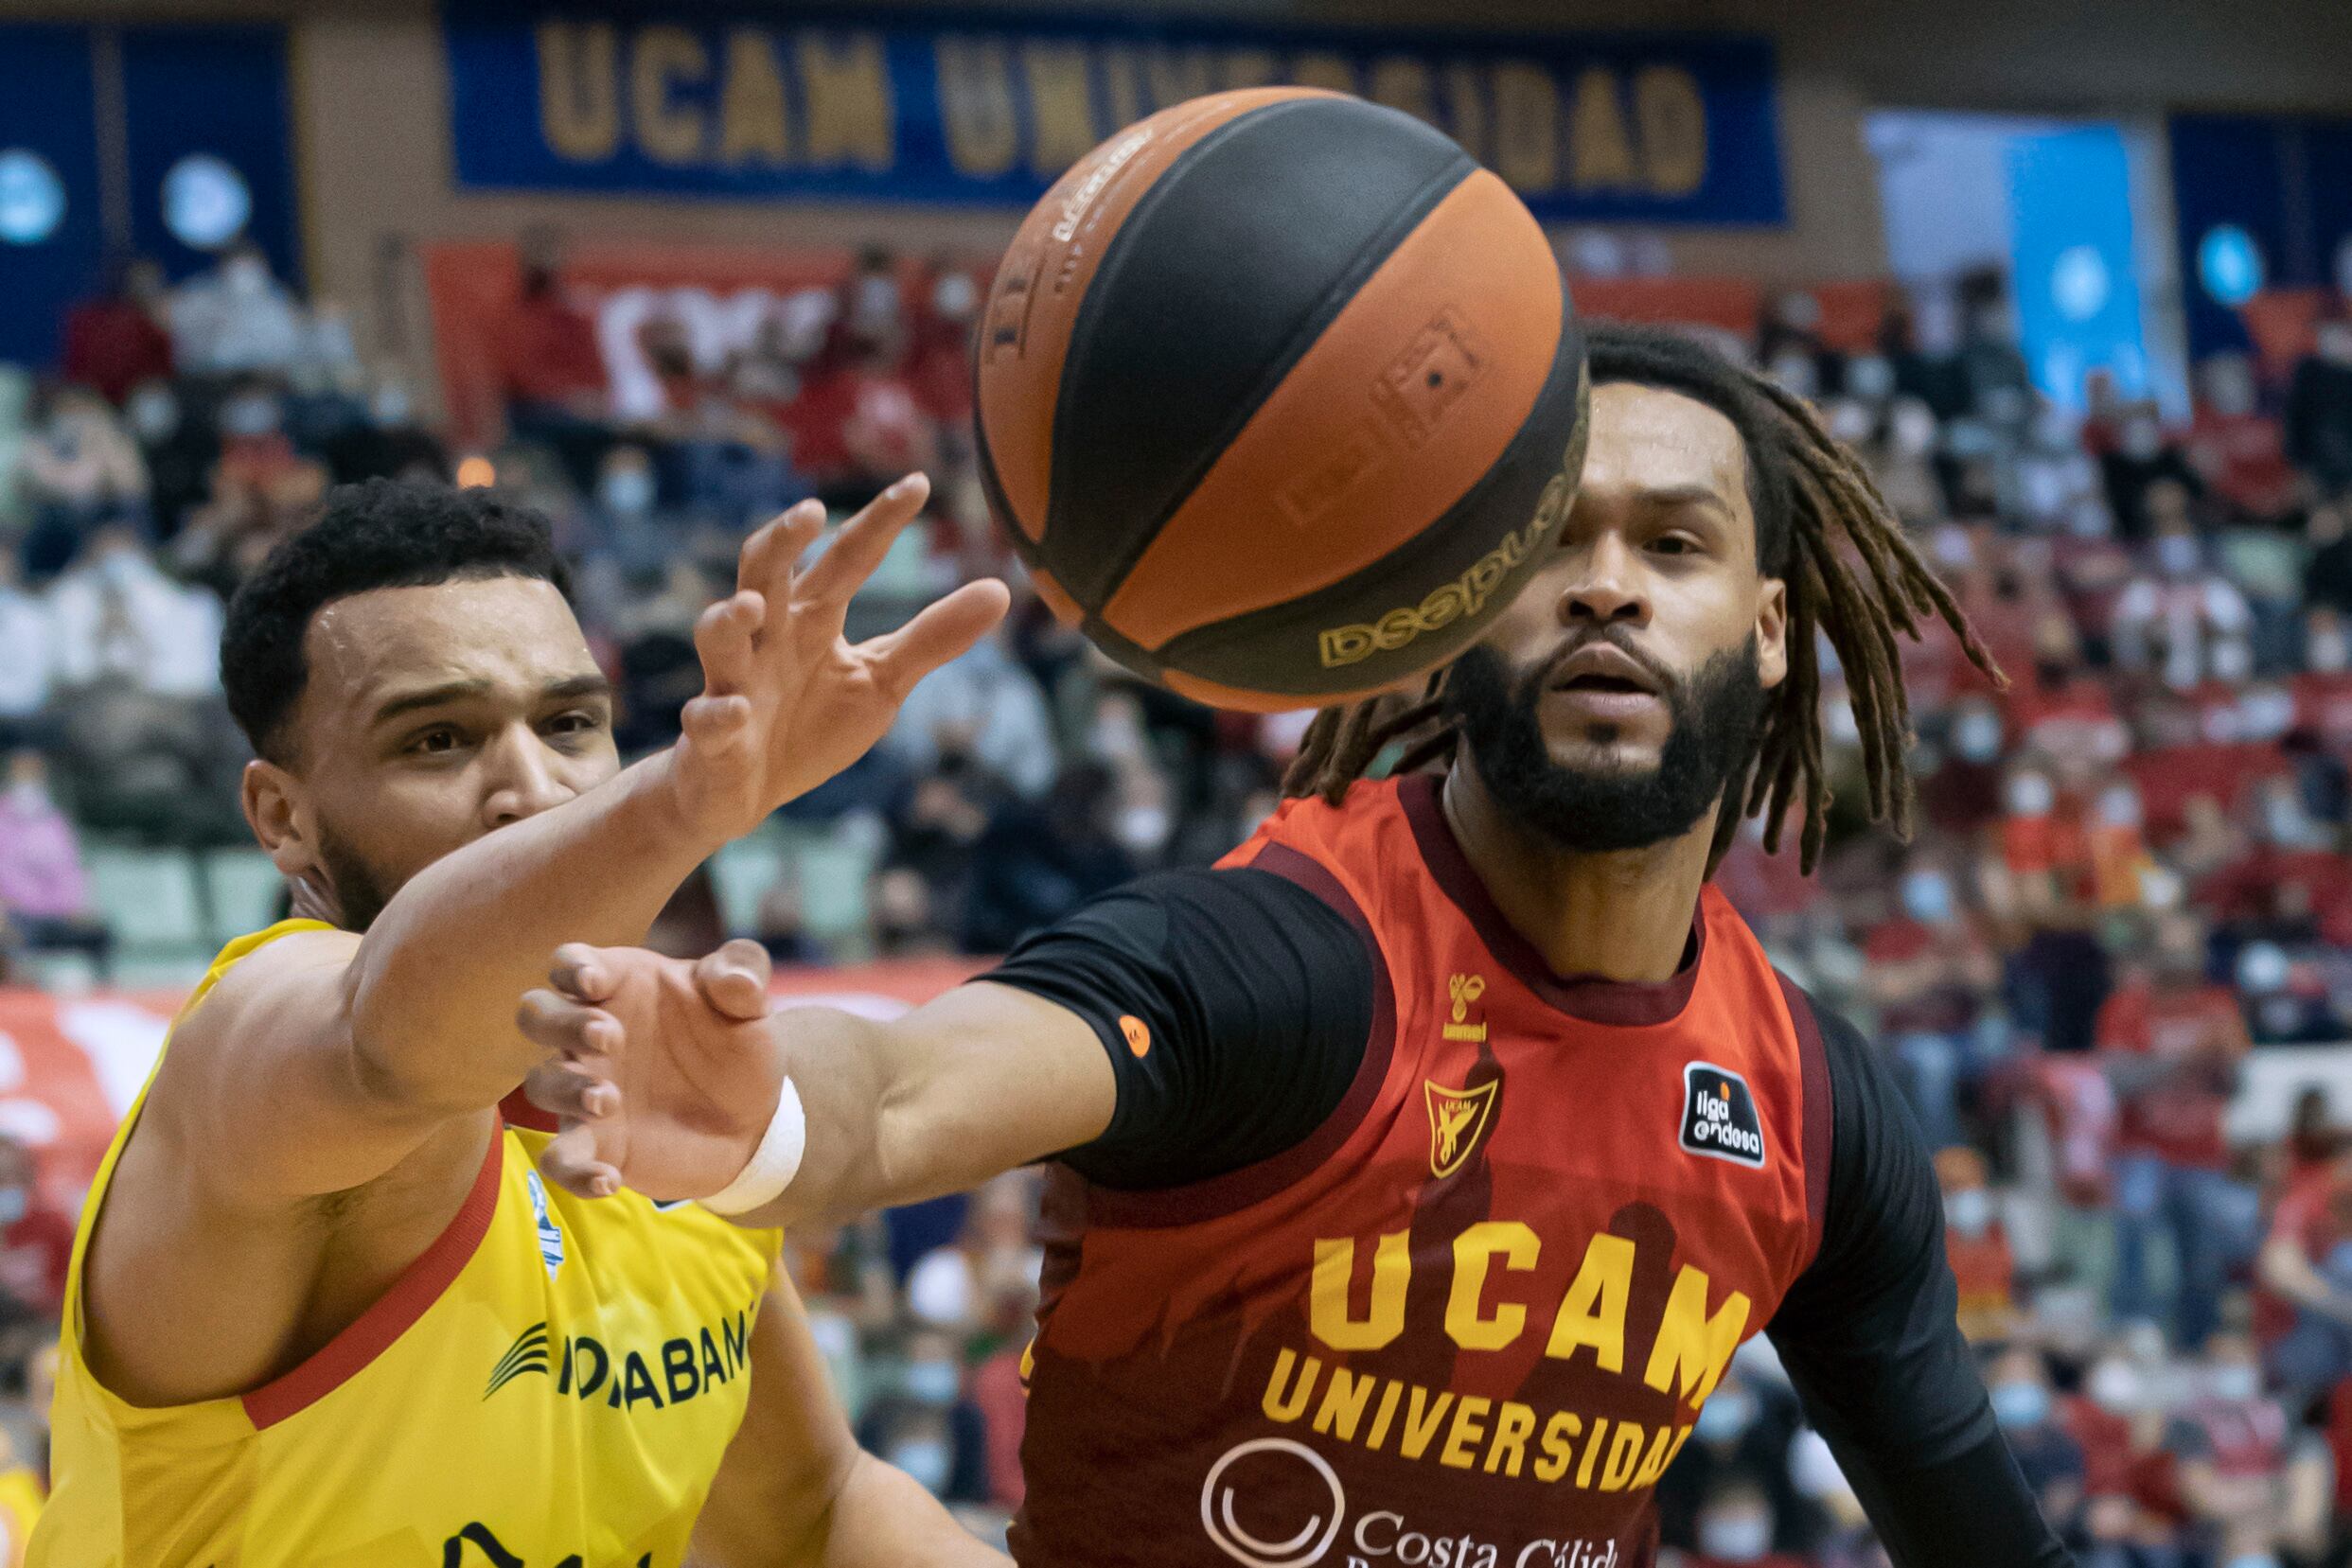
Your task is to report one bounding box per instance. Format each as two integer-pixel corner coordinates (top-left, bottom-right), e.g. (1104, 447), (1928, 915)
(313, 826), (397, 933)
(1443, 631), (1766, 854)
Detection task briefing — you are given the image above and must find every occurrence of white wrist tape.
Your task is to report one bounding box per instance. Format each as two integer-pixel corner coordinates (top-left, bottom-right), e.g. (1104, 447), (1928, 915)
(699, 1079), (807, 1216)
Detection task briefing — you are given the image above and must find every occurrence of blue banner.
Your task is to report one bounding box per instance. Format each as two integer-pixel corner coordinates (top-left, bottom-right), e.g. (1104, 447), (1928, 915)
(443, 7), (1785, 224)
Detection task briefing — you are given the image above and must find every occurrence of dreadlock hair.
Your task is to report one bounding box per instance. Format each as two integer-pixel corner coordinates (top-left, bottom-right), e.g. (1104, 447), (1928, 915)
(1280, 321), (2005, 873)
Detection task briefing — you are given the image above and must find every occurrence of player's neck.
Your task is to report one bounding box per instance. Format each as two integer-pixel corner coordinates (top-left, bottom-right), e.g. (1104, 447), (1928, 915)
(1440, 765), (1713, 986)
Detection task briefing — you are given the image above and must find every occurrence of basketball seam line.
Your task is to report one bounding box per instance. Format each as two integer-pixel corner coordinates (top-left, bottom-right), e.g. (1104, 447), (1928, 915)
(1050, 102), (1477, 617)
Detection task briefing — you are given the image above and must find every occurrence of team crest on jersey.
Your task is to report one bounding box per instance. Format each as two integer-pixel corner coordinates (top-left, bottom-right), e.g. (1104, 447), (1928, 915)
(1678, 1062), (1766, 1169)
(1424, 1077), (1499, 1178)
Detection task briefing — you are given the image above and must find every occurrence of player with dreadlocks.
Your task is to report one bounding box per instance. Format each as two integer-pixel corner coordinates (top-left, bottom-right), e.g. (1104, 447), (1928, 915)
(502, 324), (2071, 1568)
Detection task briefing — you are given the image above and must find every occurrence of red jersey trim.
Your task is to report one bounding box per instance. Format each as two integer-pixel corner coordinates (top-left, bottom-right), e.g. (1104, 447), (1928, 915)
(499, 1085), (559, 1134)
(1074, 841), (1398, 1230)
(1777, 974), (1836, 1270)
(1397, 773), (1704, 1025)
(241, 1117), (506, 1430)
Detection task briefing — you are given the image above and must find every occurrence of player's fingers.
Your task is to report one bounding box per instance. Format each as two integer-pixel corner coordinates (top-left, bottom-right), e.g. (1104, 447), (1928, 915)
(737, 499), (827, 601)
(692, 591), (765, 696)
(550, 943), (618, 1002)
(694, 939), (773, 1022)
(517, 989), (621, 1062)
(539, 1122), (624, 1200)
(522, 1058), (621, 1122)
(864, 578), (1012, 699)
(680, 693), (754, 750)
(794, 473), (928, 607)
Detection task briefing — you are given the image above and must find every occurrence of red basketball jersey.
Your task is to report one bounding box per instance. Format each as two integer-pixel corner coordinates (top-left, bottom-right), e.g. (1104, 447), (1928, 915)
(1012, 774), (1832, 1568)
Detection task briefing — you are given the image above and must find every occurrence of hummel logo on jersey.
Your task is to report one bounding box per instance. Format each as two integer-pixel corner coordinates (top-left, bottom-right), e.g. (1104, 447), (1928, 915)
(484, 1321), (552, 1399)
(1678, 1062), (1766, 1169)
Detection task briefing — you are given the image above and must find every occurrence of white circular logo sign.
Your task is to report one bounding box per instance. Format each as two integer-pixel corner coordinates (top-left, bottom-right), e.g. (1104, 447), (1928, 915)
(162, 152), (252, 250)
(0, 150), (64, 245)
(1201, 1437), (1346, 1568)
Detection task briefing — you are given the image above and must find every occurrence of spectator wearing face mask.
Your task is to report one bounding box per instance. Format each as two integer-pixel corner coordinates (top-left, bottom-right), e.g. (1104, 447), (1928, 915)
(168, 240), (307, 379)
(2111, 502), (2255, 692)
(888, 625), (1056, 802)
(2173, 1332), (2291, 1564)
(19, 385), (150, 581)
(1656, 1365), (1813, 1559)
(1986, 1347), (2087, 1539)
(908, 259), (980, 429)
(2096, 913), (2255, 1349)
(1956, 276), (2034, 418)
(2264, 1147), (2352, 1405)
(1688, 1479), (1805, 1568)
(0, 557), (54, 754)
(492, 232), (614, 492)
(2100, 407), (2204, 543)
(120, 379), (216, 540)
(2013, 402), (2105, 533)
(0, 1136), (71, 1329)
(61, 256), (173, 405)
(2286, 318), (2352, 495)
(960, 759), (1136, 954)
(1863, 396), (1946, 524)
(1936, 1146), (2017, 1340)
(1865, 854), (2001, 1152)
(2187, 355), (2296, 524)
(0, 750), (113, 983)
(587, 443), (667, 572)
(322, 378), (451, 486)
(854, 1329), (990, 1504)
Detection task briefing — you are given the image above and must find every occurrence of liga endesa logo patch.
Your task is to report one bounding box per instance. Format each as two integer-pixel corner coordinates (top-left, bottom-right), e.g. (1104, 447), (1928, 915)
(1677, 1063), (1766, 1170)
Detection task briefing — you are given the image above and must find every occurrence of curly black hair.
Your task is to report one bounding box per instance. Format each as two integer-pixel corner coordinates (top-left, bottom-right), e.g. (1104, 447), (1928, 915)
(221, 478), (571, 765)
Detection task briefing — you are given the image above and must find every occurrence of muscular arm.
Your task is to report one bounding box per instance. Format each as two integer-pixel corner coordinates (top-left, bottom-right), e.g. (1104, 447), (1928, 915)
(158, 758), (712, 1202)
(1766, 999), (2073, 1568)
(532, 868), (1375, 1221)
(691, 1272), (1006, 1568)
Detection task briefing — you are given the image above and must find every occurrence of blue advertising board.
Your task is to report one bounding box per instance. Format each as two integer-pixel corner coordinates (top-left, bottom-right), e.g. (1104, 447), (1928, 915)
(443, 6), (1786, 224)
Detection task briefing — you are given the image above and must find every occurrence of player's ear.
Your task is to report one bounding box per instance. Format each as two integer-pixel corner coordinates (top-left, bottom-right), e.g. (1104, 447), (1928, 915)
(242, 758), (316, 882)
(1755, 576), (1788, 691)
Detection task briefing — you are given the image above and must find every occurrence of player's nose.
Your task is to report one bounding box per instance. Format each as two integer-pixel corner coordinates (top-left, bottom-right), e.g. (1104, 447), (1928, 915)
(1556, 534), (1650, 628)
(480, 728), (574, 828)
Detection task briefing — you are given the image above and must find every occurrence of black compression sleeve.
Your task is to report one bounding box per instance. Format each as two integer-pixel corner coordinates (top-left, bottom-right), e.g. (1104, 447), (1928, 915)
(978, 867), (1375, 1190)
(1767, 999), (2074, 1568)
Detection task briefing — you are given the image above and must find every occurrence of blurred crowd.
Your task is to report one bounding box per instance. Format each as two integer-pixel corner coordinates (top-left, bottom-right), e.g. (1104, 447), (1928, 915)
(3, 238), (2352, 1563)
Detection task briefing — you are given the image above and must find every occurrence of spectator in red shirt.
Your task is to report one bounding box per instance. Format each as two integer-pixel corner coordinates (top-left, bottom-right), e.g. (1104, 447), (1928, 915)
(492, 233), (613, 491)
(1936, 1145), (2016, 1340)
(2260, 1147), (2352, 1403)
(60, 256), (173, 406)
(2187, 353), (2297, 523)
(907, 259), (980, 430)
(2097, 912), (2255, 1348)
(0, 1134), (71, 1356)
(1864, 853), (2002, 1151)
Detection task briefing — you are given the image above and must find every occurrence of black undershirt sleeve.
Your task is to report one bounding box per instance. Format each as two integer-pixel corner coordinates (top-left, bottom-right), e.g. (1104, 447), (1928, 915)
(1767, 1000), (2074, 1568)
(978, 867), (1375, 1190)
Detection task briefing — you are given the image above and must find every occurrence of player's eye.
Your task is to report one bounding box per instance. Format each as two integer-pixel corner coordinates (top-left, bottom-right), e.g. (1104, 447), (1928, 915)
(544, 710), (603, 740)
(407, 726), (464, 756)
(1649, 534), (1699, 556)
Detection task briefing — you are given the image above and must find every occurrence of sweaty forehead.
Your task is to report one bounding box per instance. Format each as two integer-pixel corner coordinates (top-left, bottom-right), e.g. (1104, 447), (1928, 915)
(1580, 381), (1753, 519)
(300, 576), (594, 717)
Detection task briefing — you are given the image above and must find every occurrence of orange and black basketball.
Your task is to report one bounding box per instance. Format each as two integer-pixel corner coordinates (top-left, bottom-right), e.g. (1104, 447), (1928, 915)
(975, 87), (1588, 713)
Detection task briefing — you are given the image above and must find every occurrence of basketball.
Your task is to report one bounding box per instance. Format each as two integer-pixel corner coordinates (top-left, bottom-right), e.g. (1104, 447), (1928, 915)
(974, 88), (1588, 713)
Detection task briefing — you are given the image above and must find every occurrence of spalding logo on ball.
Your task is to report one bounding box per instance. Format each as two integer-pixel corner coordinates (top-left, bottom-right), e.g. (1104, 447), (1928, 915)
(974, 87), (1588, 713)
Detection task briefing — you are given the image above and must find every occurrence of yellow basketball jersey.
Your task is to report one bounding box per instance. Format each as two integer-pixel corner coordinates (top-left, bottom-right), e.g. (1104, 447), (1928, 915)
(34, 922), (782, 1567)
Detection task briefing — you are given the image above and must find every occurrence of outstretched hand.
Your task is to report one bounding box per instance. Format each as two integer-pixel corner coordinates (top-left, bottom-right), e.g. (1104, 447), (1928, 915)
(666, 475), (1010, 845)
(518, 940), (789, 1204)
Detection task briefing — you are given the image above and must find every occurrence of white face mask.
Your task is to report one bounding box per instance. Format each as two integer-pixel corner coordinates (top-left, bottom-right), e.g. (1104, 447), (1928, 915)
(599, 467), (656, 518)
(2155, 534), (2201, 575)
(220, 396), (280, 438)
(2096, 787), (2142, 828)
(2089, 1361), (2143, 1414)
(225, 255), (269, 296)
(96, 550), (144, 591)
(127, 389), (178, 441)
(2005, 772), (2055, 816)
(2210, 640), (2253, 683)
(931, 273), (977, 320)
(2207, 1364), (2261, 1403)
(888, 1437), (950, 1493)
(1844, 356), (1894, 401)
(1944, 1188), (1994, 1237)
(6, 779), (45, 812)
(1954, 710), (2004, 764)
(0, 1189), (25, 1225)
(1115, 805), (1172, 855)
(2311, 625), (2351, 674)
(1698, 1512), (1773, 1563)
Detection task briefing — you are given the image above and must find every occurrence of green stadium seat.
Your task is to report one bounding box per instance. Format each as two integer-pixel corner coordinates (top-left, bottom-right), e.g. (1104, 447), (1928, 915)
(708, 835), (787, 939)
(202, 848), (290, 946)
(84, 844), (208, 960)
